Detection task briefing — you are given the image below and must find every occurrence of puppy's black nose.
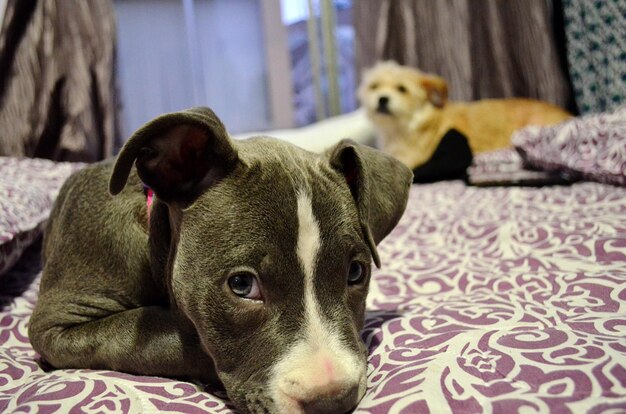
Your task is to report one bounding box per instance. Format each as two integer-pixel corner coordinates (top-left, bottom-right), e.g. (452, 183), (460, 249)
(301, 384), (360, 414)
(376, 96), (391, 115)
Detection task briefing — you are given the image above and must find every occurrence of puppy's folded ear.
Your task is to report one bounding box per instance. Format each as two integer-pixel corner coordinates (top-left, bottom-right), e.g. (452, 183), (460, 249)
(420, 75), (448, 108)
(328, 140), (413, 267)
(109, 107), (238, 204)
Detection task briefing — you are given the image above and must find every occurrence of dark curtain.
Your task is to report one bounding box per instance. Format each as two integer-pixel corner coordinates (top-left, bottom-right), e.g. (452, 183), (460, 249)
(0, 0), (119, 161)
(354, 0), (577, 113)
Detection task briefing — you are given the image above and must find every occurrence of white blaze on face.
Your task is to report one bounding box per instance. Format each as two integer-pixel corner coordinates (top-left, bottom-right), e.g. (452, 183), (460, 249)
(269, 189), (366, 413)
(296, 190), (320, 270)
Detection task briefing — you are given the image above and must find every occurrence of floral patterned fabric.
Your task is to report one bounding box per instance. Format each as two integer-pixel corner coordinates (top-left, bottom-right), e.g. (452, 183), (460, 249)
(0, 157), (84, 276)
(1, 181), (626, 413)
(513, 106), (626, 187)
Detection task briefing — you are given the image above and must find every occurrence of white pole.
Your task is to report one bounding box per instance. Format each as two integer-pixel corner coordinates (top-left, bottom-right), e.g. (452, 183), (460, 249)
(181, 0), (204, 106)
(306, 0), (327, 121)
(320, 0), (340, 116)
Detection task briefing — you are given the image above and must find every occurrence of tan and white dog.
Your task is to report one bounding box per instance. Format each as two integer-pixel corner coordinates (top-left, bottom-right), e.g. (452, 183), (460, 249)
(358, 61), (571, 169)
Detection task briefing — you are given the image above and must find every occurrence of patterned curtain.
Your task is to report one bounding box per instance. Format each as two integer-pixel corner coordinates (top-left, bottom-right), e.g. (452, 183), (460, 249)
(0, 0), (119, 161)
(562, 0), (625, 114)
(353, 0), (576, 113)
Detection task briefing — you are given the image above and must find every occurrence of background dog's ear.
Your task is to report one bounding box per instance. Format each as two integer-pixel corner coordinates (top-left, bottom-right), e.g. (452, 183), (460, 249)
(420, 75), (448, 108)
(328, 140), (413, 267)
(109, 107), (238, 204)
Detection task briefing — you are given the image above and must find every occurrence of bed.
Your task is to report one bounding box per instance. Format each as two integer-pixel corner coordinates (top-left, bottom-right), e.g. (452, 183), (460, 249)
(1, 108), (626, 413)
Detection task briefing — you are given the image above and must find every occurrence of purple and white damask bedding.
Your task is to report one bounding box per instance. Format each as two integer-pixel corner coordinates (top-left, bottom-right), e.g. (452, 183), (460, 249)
(1, 181), (626, 413)
(0, 157), (84, 277)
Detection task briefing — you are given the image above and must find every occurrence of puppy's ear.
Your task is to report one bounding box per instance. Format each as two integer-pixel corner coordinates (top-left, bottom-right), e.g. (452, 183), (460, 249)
(328, 140), (413, 267)
(420, 75), (448, 108)
(109, 107), (238, 204)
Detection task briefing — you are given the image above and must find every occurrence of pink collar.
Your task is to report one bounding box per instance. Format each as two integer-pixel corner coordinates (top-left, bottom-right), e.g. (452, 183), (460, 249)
(146, 187), (155, 222)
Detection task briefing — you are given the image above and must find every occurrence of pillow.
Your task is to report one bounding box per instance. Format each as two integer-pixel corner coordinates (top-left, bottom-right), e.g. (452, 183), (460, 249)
(232, 109), (377, 153)
(0, 157), (84, 276)
(512, 106), (626, 186)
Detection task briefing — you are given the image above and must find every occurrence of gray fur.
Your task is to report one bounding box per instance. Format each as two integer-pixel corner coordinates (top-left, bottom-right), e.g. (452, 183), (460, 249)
(29, 107), (412, 414)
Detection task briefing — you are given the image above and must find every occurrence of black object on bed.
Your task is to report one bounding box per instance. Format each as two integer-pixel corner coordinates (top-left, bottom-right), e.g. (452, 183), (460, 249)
(412, 128), (473, 183)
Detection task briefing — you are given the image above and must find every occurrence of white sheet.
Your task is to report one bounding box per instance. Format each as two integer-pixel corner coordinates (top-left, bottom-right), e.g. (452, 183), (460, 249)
(232, 109), (377, 153)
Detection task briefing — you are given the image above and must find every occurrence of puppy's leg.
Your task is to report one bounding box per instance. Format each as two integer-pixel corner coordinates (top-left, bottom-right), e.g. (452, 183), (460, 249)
(29, 293), (217, 384)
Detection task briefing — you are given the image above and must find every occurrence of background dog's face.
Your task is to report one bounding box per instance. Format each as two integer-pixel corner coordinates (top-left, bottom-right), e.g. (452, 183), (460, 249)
(110, 108), (413, 413)
(358, 61), (448, 125)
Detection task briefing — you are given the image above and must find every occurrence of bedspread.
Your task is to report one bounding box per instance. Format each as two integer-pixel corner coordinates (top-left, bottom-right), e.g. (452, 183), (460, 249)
(1, 181), (626, 413)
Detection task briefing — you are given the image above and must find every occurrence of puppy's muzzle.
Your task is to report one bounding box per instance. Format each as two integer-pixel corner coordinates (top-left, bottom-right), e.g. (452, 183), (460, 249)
(376, 96), (391, 115)
(300, 384), (360, 414)
(279, 379), (361, 414)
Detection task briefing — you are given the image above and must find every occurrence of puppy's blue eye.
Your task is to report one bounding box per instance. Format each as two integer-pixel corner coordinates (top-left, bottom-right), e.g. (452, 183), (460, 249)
(348, 262), (365, 285)
(228, 273), (262, 300)
(397, 85), (407, 93)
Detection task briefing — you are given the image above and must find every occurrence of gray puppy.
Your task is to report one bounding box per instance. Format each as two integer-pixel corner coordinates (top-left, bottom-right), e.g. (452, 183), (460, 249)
(29, 107), (412, 414)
